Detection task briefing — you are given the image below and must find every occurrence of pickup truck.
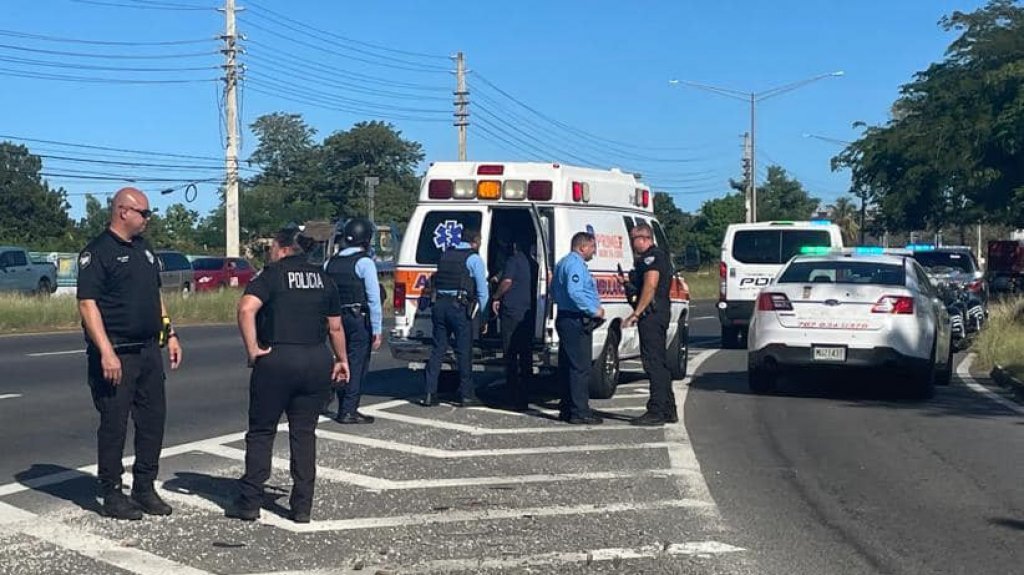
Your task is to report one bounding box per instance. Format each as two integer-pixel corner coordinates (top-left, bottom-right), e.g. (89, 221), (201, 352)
(0, 246), (58, 296)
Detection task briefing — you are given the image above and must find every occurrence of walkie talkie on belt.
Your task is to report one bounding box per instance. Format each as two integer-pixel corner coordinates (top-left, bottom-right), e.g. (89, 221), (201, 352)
(618, 263), (639, 308)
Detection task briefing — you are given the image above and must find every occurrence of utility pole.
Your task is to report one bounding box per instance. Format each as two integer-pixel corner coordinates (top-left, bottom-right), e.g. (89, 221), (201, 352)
(742, 132), (753, 224)
(749, 95), (757, 222)
(364, 176), (379, 223)
(453, 51), (468, 161)
(221, 0), (241, 257)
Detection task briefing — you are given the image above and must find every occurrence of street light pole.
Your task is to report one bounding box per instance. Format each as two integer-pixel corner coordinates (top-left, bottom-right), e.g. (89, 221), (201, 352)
(670, 71), (844, 222)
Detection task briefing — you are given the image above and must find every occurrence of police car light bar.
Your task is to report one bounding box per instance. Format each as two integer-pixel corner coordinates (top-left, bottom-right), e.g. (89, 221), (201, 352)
(906, 244), (936, 252)
(811, 219), (831, 225)
(799, 246), (833, 255)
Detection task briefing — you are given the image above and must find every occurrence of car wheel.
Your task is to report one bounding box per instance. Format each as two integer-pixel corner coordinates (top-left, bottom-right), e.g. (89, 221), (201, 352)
(669, 319), (689, 380)
(748, 366), (777, 394)
(908, 340), (937, 399)
(721, 326), (740, 349)
(589, 328), (620, 400)
(36, 278), (52, 297)
(936, 340), (953, 386)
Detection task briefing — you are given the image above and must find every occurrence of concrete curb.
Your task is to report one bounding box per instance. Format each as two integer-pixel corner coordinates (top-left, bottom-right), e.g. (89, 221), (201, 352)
(990, 364), (1024, 401)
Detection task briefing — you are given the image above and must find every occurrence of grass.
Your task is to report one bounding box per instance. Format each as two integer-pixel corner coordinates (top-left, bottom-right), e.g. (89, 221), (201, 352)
(681, 271), (718, 301)
(973, 298), (1024, 380)
(0, 277), (397, 335)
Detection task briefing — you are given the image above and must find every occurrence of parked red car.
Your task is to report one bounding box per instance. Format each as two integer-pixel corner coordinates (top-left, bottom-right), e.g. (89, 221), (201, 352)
(191, 257), (256, 292)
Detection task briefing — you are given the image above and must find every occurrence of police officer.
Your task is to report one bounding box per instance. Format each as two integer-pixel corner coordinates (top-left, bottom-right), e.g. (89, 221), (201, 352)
(623, 222), (676, 426)
(491, 237), (536, 411)
(551, 232), (604, 425)
(323, 218), (382, 424)
(77, 187), (182, 520)
(422, 228), (488, 407)
(228, 227), (350, 523)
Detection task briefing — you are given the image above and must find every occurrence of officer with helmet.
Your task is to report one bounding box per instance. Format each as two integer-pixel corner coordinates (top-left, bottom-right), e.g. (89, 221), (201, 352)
(323, 218), (383, 424)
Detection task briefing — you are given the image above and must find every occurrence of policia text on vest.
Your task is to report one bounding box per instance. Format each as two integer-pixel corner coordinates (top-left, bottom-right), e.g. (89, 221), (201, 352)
(229, 228), (350, 524)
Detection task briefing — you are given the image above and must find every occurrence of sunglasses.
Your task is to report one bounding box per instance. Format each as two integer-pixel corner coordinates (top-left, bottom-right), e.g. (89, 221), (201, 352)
(120, 206), (153, 219)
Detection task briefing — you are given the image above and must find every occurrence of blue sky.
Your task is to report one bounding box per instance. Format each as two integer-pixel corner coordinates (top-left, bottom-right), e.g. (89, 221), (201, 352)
(3, 0), (987, 220)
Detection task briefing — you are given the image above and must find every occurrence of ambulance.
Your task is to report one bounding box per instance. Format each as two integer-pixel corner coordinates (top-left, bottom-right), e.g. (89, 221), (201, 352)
(389, 162), (693, 399)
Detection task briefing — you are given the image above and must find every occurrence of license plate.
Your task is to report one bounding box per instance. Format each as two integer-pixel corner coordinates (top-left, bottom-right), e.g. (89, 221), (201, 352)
(812, 346), (846, 362)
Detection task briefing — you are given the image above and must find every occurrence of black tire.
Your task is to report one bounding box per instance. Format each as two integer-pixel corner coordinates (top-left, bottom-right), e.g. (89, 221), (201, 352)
(721, 326), (742, 349)
(748, 367), (777, 394)
(908, 340), (937, 399)
(936, 337), (953, 386)
(589, 328), (620, 400)
(36, 278), (52, 297)
(669, 319), (689, 380)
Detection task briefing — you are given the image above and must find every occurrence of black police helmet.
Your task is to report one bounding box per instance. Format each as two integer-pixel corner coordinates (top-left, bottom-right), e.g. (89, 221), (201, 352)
(343, 218), (374, 247)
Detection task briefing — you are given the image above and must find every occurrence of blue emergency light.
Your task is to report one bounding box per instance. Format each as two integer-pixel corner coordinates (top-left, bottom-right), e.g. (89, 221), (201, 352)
(906, 244), (936, 252)
(853, 246), (886, 255)
(811, 219), (831, 225)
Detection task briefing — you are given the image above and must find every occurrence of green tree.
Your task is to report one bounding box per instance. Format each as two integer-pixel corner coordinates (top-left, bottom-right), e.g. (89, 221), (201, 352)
(0, 142), (74, 249)
(828, 196), (860, 244)
(652, 192), (694, 254)
(161, 203), (200, 252)
(834, 0), (1024, 230)
(752, 166), (820, 222)
(690, 192), (745, 260)
(77, 193), (111, 242)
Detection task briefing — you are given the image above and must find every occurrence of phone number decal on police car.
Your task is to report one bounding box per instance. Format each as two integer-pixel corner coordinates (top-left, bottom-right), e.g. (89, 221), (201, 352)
(797, 320), (871, 330)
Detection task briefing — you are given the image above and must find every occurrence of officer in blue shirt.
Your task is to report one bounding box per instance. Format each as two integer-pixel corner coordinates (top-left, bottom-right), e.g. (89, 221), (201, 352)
(422, 228), (489, 407)
(323, 218), (383, 424)
(550, 232), (604, 425)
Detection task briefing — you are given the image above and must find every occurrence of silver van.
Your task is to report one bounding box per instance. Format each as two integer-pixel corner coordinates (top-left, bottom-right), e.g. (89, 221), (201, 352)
(155, 250), (194, 297)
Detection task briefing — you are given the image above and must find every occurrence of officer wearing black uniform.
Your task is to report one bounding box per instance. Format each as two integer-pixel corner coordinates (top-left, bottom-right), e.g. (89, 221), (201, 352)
(77, 187), (182, 520)
(422, 228), (489, 407)
(228, 227), (350, 523)
(623, 222), (677, 426)
(491, 237), (536, 411)
(323, 218), (383, 424)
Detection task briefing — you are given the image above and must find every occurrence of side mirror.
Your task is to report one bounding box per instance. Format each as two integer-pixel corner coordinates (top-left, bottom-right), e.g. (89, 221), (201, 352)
(682, 245), (701, 273)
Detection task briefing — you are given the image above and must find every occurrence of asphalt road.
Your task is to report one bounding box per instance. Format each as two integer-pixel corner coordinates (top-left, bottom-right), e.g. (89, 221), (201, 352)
(0, 301), (1021, 574)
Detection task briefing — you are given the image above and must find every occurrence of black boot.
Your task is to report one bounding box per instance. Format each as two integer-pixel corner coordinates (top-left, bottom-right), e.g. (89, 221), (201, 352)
(131, 488), (172, 516)
(101, 490), (143, 521)
(336, 412), (375, 424)
(419, 393), (437, 407)
(630, 411), (666, 427)
(225, 497), (260, 522)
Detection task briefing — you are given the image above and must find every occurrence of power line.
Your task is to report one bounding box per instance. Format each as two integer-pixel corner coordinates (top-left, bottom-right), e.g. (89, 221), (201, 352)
(0, 67), (218, 84)
(40, 170), (222, 183)
(243, 81), (451, 123)
(243, 54), (449, 101)
(244, 0), (449, 62)
(244, 41), (449, 91)
(239, 17), (449, 74)
(0, 28), (215, 46)
(70, 0), (215, 11)
(0, 134), (229, 163)
(245, 74), (451, 115)
(0, 42), (219, 59)
(0, 54), (219, 72)
(37, 153), (257, 173)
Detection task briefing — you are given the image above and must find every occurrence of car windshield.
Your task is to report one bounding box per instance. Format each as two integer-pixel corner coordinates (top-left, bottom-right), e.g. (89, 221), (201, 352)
(778, 261), (906, 286)
(191, 258), (224, 271)
(911, 251), (974, 274)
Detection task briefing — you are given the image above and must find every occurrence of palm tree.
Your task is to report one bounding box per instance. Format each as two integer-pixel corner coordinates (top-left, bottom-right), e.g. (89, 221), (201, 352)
(828, 197), (860, 245)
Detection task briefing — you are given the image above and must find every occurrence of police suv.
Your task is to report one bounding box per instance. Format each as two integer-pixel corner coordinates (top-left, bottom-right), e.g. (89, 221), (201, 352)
(747, 247), (954, 399)
(389, 162), (694, 399)
(718, 220), (844, 348)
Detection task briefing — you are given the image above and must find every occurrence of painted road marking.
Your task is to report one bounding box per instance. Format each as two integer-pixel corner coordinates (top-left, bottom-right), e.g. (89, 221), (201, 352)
(958, 355), (1024, 416)
(0, 394), (22, 401)
(667, 349), (722, 520)
(25, 349), (85, 357)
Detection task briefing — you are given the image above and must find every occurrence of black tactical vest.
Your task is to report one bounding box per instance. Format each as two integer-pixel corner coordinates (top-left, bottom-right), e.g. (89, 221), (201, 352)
(325, 252), (369, 306)
(257, 256), (333, 345)
(433, 248), (474, 294)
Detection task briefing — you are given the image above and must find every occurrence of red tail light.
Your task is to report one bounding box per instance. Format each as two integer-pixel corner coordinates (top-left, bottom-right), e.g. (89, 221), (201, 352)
(572, 181), (583, 202)
(527, 180), (553, 200)
(872, 295), (914, 314)
(757, 292), (793, 311)
(476, 164), (504, 175)
(642, 189), (650, 208)
(719, 261), (727, 300)
(393, 282), (406, 316)
(428, 179), (453, 199)
(966, 279), (984, 293)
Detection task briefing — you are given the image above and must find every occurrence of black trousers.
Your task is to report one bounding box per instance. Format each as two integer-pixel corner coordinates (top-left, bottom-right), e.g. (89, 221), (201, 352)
(424, 297), (475, 399)
(639, 309), (676, 417)
(501, 309), (534, 404)
(556, 314), (593, 419)
(87, 340), (165, 495)
(337, 312), (372, 416)
(239, 344), (332, 514)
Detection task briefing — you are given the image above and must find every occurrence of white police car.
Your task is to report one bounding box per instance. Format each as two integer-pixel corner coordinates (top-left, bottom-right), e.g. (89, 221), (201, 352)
(747, 247), (953, 398)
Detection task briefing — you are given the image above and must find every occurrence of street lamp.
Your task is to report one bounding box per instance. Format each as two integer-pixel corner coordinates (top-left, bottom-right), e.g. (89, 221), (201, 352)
(669, 71), (844, 222)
